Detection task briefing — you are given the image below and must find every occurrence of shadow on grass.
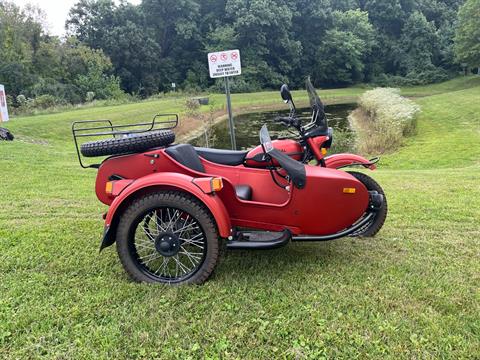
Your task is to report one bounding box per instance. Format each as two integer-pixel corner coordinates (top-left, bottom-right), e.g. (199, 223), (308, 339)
(213, 240), (370, 283)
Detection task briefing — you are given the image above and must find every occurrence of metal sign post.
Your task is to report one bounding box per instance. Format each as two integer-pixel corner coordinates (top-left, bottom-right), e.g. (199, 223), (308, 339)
(224, 76), (236, 150)
(207, 49), (241, 150)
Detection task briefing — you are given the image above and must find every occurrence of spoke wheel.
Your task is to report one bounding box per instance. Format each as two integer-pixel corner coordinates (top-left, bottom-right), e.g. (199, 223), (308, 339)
(116, 191), (219, 285)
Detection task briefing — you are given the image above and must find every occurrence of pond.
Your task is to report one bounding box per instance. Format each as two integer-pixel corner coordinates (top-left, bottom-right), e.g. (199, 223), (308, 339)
(190, 103), (356, 151)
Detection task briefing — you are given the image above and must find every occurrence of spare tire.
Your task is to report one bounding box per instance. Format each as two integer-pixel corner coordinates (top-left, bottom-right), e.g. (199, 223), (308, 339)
(80, 130), (175, 157)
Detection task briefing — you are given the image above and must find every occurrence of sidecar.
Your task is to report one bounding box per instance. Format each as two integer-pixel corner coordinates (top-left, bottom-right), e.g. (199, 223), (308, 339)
(72, 114), (385, 285)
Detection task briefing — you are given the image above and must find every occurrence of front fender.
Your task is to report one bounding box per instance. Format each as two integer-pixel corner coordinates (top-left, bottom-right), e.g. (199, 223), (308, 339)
(324, 154), (377, 170)
(100, 172), (231, 250)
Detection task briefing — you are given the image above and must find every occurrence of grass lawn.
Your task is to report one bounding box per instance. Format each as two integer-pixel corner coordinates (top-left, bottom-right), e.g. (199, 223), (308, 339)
(0, 77), (479, 358)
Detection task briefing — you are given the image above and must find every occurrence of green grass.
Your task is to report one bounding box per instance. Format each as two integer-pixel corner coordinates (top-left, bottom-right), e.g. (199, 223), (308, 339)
(1, 77), (479, 359)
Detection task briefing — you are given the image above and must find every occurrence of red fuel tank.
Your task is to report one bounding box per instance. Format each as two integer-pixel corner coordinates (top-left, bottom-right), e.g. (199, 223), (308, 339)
(245, 139), (303, 167)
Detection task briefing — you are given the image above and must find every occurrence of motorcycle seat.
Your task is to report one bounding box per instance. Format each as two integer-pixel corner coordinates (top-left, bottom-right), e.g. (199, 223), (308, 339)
(195, 147), (248, 166)
(165, 144), (252, 201)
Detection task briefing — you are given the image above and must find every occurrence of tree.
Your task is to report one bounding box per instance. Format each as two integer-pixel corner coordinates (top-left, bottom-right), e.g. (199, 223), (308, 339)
(67, 0), (162, 95)
(400, 11), (438, 73)
(314, 9), (376, 85)
(2, 0), (471, 100)
(454, 0), (480, 72)
(0, 0), (123, 106)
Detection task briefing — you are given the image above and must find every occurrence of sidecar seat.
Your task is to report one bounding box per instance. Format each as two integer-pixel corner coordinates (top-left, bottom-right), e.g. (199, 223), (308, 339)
(194, 147), (248, 166)
(165, 144), (253, 201)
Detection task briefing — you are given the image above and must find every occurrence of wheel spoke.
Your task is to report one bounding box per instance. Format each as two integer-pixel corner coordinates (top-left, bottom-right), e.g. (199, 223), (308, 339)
(180, 249), (198, 268)
(173, 255), (190, 275)
(180, 238), (205, 249)
(154, 210), (166, 232)
(175, 219), (199, 236)
(133, 205), (207, 282)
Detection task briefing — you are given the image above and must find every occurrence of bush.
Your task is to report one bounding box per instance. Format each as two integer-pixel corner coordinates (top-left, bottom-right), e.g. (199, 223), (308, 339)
(16, 94), (35, 110)
(184, 98), (201, 116)
(373, 67), (451, 87)
(34, 94), (58, 109)
(349, 88), (420, 154)
(86, 91), (95, 102)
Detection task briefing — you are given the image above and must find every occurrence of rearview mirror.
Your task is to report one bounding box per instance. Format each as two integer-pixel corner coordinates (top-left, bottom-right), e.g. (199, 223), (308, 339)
(280, 84), (292, 103)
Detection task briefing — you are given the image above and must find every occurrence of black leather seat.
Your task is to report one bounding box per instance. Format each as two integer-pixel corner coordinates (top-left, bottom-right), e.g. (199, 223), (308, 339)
(165, 144), (205, 172)
(166, 144), (252, 200)
(195, 147), (248, 166)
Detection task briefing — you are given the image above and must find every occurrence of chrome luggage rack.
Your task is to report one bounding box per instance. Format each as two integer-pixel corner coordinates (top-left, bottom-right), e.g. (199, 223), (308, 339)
(72, 113), (178, 168)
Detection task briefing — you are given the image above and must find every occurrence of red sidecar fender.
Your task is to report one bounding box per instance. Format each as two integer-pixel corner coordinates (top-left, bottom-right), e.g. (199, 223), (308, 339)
(324, 153), (377, 170)
(103, 172), (232, 238)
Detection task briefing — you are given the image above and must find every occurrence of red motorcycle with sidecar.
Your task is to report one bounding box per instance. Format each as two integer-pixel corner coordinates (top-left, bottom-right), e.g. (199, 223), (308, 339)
(72, 78), (387, 285)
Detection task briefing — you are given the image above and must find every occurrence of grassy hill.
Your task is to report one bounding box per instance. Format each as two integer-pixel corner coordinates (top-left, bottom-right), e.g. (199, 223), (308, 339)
(0, 77), (479, 358)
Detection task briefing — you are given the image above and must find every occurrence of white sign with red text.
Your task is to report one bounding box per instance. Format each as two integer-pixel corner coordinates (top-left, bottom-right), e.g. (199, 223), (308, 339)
(208, 49), (241, 78)
(0, 84), (9, 122)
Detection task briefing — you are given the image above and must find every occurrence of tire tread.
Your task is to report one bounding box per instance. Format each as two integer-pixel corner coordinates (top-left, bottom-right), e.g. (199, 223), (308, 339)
(115, 191), (219, 285)
(80, 130), (175, 157)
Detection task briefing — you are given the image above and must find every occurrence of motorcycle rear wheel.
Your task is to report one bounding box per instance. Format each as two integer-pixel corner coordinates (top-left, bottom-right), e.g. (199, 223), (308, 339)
(347, 171), (388, 237)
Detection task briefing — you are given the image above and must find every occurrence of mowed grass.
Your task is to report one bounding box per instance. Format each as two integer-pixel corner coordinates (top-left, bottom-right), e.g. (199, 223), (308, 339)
(0, 77), (479, 358)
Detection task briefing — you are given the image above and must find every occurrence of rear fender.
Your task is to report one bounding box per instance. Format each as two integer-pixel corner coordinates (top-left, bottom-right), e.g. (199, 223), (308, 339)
(100, 172), (231, 251)
(324, 154), (378, 170)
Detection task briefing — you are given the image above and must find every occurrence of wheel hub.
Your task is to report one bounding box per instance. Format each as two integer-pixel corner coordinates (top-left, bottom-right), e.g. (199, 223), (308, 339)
(155, 232), (180, 257)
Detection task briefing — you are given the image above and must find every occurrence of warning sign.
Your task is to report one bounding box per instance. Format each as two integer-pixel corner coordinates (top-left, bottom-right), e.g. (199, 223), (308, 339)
(207, 49), (241, 78)
(0, 84), (9, 122)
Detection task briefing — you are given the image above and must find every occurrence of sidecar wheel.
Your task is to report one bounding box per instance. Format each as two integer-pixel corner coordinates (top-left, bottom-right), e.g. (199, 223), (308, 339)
(348, 171), (388, 237)
(115, 191), (219, 285)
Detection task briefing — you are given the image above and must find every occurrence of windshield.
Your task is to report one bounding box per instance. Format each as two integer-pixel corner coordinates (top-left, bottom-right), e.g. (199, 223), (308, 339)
(259, 124), (274, 153)
(305, 77), (327, 131)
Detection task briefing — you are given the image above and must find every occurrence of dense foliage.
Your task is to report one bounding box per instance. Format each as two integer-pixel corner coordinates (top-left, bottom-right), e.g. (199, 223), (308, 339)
(1, 0), (478, 107)
(454, 0), (480, 71)
(65, 0), (468, 95)
(0, 1), (124, 109)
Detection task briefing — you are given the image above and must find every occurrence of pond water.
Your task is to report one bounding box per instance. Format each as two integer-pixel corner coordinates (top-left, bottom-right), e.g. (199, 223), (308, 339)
(190, 103), (356, 151)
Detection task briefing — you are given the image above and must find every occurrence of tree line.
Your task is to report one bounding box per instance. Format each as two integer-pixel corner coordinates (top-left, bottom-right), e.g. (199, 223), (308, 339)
(1, 0), (479, 109)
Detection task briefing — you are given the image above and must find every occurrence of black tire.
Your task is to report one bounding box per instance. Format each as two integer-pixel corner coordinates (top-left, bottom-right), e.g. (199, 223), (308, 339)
(0, 127), (14, 141)
(80, 130), (175, 157)
(347, 171), (388, 237)
(116, 191), (219, 285)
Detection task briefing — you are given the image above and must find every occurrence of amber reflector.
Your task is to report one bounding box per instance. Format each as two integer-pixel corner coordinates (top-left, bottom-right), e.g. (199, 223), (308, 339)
(211, 178), (223, 192)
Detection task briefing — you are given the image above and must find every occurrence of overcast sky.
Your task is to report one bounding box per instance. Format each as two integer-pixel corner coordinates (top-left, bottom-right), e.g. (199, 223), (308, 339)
(14, 0), (141, 36)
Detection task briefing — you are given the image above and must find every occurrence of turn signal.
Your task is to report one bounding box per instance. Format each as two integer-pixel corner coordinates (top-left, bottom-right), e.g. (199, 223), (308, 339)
(343, 187), (356, 194)
(211, 177), (223, 192)
(105, 181), (114, 195)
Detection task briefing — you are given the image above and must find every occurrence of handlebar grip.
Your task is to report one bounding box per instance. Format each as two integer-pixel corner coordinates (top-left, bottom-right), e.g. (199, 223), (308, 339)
(274, 116), (293, 126)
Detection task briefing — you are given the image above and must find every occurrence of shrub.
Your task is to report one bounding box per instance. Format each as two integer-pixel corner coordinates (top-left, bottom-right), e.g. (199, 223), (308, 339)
(34, 94), (58, 109)
(329, 128), (356, 154)
(16, 94), (35, 109)
(184, 98), (201, 116)
(349, 88), (420, 154)
(86, 91), (95, 102)
(373, 68), (451, 87)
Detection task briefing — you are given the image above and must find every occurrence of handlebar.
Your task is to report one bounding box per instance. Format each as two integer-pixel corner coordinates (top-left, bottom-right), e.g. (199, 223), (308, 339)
(274, 116), (300, 129)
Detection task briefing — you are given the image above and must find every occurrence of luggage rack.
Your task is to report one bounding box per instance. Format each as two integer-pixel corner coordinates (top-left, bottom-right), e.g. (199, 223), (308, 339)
(72, 113), (178, 168)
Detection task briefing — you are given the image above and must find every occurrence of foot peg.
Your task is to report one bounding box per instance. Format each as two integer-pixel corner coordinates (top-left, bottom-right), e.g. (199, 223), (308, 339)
(227, 229), (291, 250)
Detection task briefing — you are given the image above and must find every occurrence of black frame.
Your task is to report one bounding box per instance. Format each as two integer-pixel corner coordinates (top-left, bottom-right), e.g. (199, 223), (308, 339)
(72, 113), (178, 168)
